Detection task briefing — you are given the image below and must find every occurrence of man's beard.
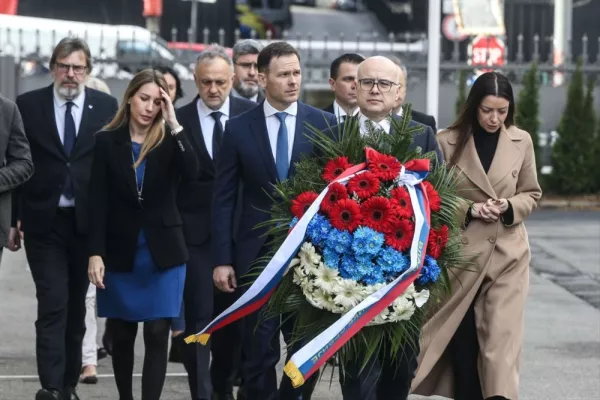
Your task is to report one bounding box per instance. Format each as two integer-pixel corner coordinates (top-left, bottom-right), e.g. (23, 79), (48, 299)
(55, 81), (84, 100)
(235, 80), (259, 99)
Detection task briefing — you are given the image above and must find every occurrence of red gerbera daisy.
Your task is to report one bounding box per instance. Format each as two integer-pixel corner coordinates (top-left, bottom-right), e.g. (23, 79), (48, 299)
(321, 182), (349, 213)
(322, 156), (353, 183)
(421, 181), (442, 212)
(385, 218), (415, 252)
(329, 199), (362, 232)
(427, 225), (449, 259)
(347, 171), (380, 199)
(290, 191), (319, 219)
(368, 152), (402, 181)
(360, 196), (393, 232)
(390, 186), (413, 219)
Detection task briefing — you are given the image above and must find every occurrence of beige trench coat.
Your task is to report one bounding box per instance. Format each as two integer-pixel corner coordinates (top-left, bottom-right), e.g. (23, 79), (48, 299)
(412, 125), (542, 399)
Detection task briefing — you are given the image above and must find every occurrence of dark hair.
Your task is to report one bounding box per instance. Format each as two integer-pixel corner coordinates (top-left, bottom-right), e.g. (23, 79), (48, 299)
(50, 37), (93, 73)
(257, 42), (300, 73)
(329, 53), (365, 80)
(449, 71), (515, 166)
(154, 66), (184, 102)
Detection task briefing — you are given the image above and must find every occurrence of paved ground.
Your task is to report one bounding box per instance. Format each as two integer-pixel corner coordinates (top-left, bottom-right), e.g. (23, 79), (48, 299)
(1, 209), (599, 400)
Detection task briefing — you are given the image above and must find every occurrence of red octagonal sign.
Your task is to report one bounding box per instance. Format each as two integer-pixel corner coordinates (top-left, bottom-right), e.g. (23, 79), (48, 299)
(468, 35), (506, 67)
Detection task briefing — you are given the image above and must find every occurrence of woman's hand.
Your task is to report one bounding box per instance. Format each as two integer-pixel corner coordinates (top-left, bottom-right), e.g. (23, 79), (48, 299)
(488, 198), (509, 214)
(471, 201), (502, 223)
(88, 256), (106, 289)
(159, 87), (180, 131)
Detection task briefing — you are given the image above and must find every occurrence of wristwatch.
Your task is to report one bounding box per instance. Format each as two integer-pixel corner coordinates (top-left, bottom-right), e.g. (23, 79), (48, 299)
(171, 125), (184, 136)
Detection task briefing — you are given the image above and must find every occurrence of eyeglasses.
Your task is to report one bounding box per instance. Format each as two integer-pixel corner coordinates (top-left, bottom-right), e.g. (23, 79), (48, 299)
(235, 62), (258, 70)
(55, 62), (87, 75)
(358, 79), (399, 93)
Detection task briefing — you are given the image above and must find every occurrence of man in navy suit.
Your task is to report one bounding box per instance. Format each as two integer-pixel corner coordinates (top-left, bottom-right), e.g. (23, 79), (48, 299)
(338, 56), (442, 400)
(323, 53), (365, 121)
(13, 37), (118, 400)
(211, 42), (337, 400)
(175, 44), (256, 400)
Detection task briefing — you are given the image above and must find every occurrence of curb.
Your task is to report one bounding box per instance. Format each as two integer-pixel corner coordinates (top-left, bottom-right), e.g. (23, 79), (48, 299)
(538, 199), (600, 209)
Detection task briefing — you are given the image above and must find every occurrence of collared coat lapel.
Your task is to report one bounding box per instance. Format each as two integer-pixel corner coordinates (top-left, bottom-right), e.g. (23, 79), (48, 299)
(42, 85), (68, 160)
(182, 97), (213, 172)
(487, 126), (522, 189)
(114, 126), (139, 202)
(249, 104), (278, 182)
(71, 87), (95, 160)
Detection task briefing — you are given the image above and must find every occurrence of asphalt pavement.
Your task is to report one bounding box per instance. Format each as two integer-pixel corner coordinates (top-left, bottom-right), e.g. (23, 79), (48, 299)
(1, 209), (598, 400)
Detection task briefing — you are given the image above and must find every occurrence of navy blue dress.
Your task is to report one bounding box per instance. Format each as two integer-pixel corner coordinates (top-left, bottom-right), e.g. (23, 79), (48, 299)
(97, 142), (186, 322)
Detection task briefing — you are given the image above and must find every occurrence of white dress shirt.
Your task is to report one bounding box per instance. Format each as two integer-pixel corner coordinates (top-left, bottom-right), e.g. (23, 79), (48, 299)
(231, 87), (259, 103)
(197, 96), (230, 159)
(358, 112), (391, 136)
(264, 100), (297, 163)
(53, 88), (85, 207)
(333, 100), (359, 122)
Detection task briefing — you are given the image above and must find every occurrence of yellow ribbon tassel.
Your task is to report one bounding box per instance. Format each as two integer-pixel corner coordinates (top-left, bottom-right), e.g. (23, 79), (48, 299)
(283, 361), (305, 388)
(184, 333), (211, 345)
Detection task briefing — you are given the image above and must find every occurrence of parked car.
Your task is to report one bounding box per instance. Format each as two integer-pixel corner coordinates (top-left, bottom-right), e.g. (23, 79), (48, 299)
(168, 42), (233, 71)
(335, 0), (358, 12)
(291, 0), (316, 6)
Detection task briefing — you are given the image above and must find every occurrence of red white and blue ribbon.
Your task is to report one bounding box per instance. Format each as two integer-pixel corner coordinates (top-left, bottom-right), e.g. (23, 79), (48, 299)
(185, 149), (431, 389)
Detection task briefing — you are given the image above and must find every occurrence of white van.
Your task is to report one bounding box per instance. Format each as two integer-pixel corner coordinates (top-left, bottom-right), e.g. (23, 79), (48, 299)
(0, 14), (191, 78)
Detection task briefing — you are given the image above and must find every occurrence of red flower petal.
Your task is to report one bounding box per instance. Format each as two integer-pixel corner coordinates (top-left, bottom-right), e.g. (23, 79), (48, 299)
(421, 181), (442, 212)
(322, 156), (353, 183)
(368, 152), (402, 181)
(360, 196), (393, 232)
(329, 198), (362, 232)
(427, 225), (449, 259)
(384, 218), (415, 252)
(321, 182), (349, 213)
(390, 187), (413, 219)
(290, 191), (319, 219)
(347, 171), (380, 200)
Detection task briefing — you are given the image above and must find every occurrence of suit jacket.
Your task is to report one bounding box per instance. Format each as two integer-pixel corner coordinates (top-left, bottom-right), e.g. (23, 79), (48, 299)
(382, 115), (443, 163)
(0, 94), (33, 247)
(413, 125), (541, 399)
(87, 124), (199, 272)
(14, 85), (118, 235)
(176, 95), (256, 245)
(410, 109), (437, 132)
(323, 103), (335, 115)
(212, 101), (337, 276)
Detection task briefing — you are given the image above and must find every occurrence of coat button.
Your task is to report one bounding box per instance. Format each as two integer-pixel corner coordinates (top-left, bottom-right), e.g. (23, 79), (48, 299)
(489, 237), (496, 243)
(461, 237), (468, 244)
(512, 170), (518, 177)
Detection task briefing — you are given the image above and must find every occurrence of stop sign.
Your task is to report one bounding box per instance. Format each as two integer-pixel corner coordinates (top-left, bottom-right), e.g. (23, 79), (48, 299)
(468, 35), (506, 67)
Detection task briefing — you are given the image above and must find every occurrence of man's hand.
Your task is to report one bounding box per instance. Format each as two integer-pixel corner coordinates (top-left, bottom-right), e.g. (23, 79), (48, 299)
(213, 265), (237, 293)
(8, 221), (23, 251)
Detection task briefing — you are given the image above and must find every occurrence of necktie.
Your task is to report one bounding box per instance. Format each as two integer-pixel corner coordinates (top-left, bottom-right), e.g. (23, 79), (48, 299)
(210, 111), (224, 160)
(341, 115), (347, 124)
(275, 112), (289, 181)
(63, 101), (76, 199)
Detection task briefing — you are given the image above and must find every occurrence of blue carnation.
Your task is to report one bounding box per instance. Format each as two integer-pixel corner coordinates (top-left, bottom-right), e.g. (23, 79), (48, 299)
(289, 217), (299, 229)
(417, 255), (441, 285)
(322, 246), (340, 269)
(306, 214), (332, 248)
(328, 228), (353, 254)
(339, 255), (358, 280)
(362, 269), (385, 285)
(377, 247), (410, 276)
(351, 227), (384, 257)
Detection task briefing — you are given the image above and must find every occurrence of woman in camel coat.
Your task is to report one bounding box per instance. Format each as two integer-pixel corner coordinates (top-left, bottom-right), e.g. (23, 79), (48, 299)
(412, 72), (542, 400)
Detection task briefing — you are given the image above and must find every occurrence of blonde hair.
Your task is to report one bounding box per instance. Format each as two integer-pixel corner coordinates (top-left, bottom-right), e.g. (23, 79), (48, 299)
(103, 69), (167, 168)
(86, 76), (111, 94)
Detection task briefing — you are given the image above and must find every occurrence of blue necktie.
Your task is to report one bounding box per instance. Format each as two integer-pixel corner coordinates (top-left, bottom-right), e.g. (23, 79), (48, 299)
(63, 101), (76, 199)
(275, 112), (289, 181)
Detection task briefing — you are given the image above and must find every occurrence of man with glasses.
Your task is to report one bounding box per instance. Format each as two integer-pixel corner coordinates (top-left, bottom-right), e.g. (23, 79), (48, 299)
(231, 39), (265, 103)
(339, 56), (442, 400)
(13, 37), (118, 400)
(175, 44), (255, 400)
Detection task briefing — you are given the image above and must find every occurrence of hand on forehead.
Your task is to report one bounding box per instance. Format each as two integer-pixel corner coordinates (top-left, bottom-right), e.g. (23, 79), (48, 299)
(357, 56), (400, 82)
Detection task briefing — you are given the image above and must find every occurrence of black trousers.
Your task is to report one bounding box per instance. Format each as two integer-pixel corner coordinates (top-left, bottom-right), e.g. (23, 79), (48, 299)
(182, 243), (214, 400)
(25, 208), (89, 393)
(339, 330), (420, 400)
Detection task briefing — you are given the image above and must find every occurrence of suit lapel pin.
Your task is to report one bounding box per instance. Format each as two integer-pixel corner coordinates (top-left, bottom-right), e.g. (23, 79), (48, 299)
(88, 104), (93, 109)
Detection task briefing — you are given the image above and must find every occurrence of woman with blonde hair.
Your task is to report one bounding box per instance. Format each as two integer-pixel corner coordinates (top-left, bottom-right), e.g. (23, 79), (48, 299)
(87, 69), (198, 400)
(412, 71), (542, 400)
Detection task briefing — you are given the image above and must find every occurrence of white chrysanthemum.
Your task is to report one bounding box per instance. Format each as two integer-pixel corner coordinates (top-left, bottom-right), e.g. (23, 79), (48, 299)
(403, 283), (416, 298)
(412, 289), (430, 308)
(308, 288), (337, 311)
(393, 296), (416, 321)
(313, 263), (340, 292)
(333, 279), (366, 310)
(299, 242), (321, 266)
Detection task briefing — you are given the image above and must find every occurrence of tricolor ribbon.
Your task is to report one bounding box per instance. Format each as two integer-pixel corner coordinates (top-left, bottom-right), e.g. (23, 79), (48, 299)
(185, 149), (431, 388)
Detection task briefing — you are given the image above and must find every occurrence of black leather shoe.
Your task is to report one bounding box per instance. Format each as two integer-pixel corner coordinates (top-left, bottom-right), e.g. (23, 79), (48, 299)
(35, 389), (62, 400)
(63, 387), (81, 400)
(168, 334), (184, 364)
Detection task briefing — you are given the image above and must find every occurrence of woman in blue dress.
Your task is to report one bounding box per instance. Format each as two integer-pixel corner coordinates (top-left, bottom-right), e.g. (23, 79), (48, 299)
(87, 69), (198, 400)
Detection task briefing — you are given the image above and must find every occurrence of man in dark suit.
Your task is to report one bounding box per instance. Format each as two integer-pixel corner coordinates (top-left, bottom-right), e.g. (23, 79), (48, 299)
(1, 94), (33, 257)
(338, 55), (442, 400)
(212, 42), (337, 400)
(175, 44), (255, 400)
(388, 55), (438, 132)
(231, 39), (266, 104)
(323, 53), (365, 121)
(13, 38), (118, 400)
